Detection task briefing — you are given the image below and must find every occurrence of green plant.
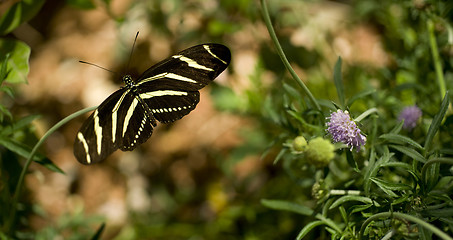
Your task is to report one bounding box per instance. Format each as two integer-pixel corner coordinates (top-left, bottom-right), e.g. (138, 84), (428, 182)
(256, 0), (453, 239)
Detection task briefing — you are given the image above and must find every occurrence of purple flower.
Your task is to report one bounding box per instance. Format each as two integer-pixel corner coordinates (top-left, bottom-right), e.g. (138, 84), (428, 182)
(398, 106), (422, 130)
(326, 110), (366, 151)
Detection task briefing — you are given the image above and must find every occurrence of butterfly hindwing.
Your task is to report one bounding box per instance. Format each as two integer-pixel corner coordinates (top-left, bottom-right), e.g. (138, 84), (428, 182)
(74, 43), (231, 164)
(117, 95), (156, 151)
(139, 90), (200, 123)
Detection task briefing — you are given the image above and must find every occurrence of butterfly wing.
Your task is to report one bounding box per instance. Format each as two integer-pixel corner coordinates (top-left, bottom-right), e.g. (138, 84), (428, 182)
(73, 88), (156, 164)
(74, 43), (230, 164)
(136, 44), (230, 122)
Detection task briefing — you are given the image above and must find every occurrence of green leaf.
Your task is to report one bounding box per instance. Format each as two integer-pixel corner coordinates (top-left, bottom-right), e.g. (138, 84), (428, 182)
(296, 220), (324, 240)
(0, 39), (30, 83)
(0, 137), (64, 174)
(34, 158), (65, 174)
(350, 203), (373, 214)
(370, 177), (411, 198)
(425, 91), (449, 152)
(0, 114), (40, 136)
(363, 150), (393, 195)
(330, 195), (373, 209)
(0, 0), (45, 35)
(0, 53), (10, 85)
(90, 223), (106, 240)
(333, 57), (345, 108)
(379, 133), (423, 150)
(66, 0), (96, 10)
(0, 104), (12, 121)
(0, 85), (14, 98)
(261, 199), (313, 216)
(0, 137), (42, 161)
(346, 150), (359, 170)
(346, 89), (376, 107)
(389, 145), (426, 163)
(283, 83), (301, 99)
(389, 119), (404, 134)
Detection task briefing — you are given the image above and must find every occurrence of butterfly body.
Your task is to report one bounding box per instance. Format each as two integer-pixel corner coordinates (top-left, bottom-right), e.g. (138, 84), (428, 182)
(74, 44), (231, 164)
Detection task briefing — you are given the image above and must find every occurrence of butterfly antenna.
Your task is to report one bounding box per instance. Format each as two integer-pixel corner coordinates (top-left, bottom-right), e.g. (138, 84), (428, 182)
(126, 31), (140, 71)
(79, 61), (117, 75)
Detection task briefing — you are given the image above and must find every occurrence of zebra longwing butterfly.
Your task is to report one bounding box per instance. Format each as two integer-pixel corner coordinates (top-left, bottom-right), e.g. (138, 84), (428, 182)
(74, 43), (231, 164)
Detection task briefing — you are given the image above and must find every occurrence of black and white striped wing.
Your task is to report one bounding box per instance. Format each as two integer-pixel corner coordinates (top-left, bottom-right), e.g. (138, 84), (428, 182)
(74, 89), (157, 165)
(136, 44), (230, 122)
(74, 43), (230, 164)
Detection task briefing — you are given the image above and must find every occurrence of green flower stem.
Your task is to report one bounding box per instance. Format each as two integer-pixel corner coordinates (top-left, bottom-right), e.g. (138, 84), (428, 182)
(354, 107), (378, 122)
(359, 212), (453, 240)
(6, 106), (97, 234)
(427, 19), (446, 98)
(260, 0), (321, 111)
(421, 157), (453, 186)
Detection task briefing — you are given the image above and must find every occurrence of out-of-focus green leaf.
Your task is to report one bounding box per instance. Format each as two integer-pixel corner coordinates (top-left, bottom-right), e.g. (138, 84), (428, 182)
(261, 199), (313, 216)
(66, 0), (96, 10)
(0, 39), (30, 83)
(211, 85), (246, 112)
(90, 223), (106, 240)
(0, 53), (9, 85)
(333, 57), (345, 108)
(0, 137), (42, 161)
(0, 115), (39, 136)
(0, 0), (45, 35)
(0, 104), (12, 121)
(0, 137), (64, 174)
(346, 89), (376, 107)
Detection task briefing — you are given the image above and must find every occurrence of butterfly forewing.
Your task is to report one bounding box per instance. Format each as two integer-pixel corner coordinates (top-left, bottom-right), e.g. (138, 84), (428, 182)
(74, 89), (126, 164)
(136, 44), (231, 91)
(74, 43), (230, 164)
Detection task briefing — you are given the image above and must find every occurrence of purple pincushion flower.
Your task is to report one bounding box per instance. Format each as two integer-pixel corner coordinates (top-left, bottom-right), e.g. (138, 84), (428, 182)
(398, 106), (422, 130)
(326, 110), (366, 151)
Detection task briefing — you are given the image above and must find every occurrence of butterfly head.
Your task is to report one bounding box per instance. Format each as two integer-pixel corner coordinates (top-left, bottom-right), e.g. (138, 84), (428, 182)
(123, 75), (134, 88)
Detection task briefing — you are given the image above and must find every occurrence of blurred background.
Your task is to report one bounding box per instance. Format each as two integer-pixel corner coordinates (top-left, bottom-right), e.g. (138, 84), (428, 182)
(1, 0), (452, 239)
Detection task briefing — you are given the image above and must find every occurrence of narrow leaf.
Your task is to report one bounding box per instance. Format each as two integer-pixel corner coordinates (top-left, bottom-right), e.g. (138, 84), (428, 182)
(0, 53), (10, 85)
(261, 199), (313, 216)
(330, 195), (373, 209)
(389, 145), (426, 163)
(1, 114), (40, 136)
(296, 221), (324, 240)
(333, 57), (345, 108)
(34, 158), (65, 174)
(379, 133), (423, 150)
(0, 137), (43, 161)
(346, 89), (376, 107)
(425, 91), (449, 151)
(0, 0), (45, 35)
(90, 223), (106, 240)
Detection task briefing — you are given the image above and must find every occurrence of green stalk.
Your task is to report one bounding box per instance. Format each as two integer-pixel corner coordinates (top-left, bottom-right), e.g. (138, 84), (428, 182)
(260, 0), (321, 111)
(359, 212), (453, 240)
(6, 106), (97, 235)
(427, 19), (446, 98)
